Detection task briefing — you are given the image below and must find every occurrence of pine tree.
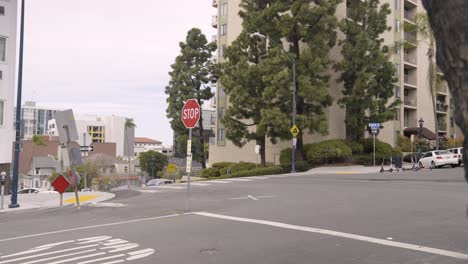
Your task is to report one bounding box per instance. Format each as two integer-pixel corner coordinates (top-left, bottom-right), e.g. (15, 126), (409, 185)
(165, 28), (216, 168)
(237, 0), (341, 160)
(336, 0), (400, 142)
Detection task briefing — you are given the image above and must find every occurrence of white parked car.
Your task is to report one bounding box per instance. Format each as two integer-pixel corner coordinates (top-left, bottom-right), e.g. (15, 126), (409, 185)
(418, 150), (459, 169)
(448, 147), (464, 166)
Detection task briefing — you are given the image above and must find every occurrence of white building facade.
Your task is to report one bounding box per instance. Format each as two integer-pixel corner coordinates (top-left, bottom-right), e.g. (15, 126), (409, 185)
(0, 0), (17, 172)
(48, 114), (134, 157)
(14, 101), (59, 139)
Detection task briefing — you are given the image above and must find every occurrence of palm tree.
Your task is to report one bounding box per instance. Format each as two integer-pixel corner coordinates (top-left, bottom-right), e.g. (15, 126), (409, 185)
(408, 13), (442, 149)
(125, 118), (136, 187)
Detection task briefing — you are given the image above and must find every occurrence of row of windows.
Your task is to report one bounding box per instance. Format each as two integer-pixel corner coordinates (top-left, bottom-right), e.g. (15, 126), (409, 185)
(0, 36), (7, 62)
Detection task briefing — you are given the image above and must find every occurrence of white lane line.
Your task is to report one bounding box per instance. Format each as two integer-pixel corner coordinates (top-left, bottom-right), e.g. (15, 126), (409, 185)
(247, 176), (270, 180)
(22, 249), (98, 264)
(190, 183), (211, 186)
(0, 245), (99, 263)
(205, 180), (230, 184)
(193, 212), (468, 260)
(155, 186), (185, 189)
(223, 178), (251, 182)
(48, 252), (106, 264)
(0, 213), (183, 243)
(77, 254), (125, 264)
(247, 195), (259, 201)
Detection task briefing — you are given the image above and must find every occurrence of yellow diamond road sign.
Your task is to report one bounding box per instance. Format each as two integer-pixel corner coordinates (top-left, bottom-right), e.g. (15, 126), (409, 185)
(290, 125), (300, 138)
(167, 163), (176, 174)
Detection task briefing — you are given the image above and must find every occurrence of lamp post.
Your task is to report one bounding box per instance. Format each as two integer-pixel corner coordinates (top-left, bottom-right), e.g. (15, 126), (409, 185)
(10, 0), (26, 208)
(250, 32), (297, 173)
(418, 117), (424, 155)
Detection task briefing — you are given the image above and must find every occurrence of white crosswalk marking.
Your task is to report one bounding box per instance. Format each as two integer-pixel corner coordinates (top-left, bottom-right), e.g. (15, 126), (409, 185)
(206, 180), (230, 184)
(0, 236), (155, 264)
(223, 178), (251, 182)
(190, 183), (211, 186)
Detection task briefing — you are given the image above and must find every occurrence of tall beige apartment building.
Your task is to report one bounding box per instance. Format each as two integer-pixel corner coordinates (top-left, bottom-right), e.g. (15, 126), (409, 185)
(209, 0), (461, 165)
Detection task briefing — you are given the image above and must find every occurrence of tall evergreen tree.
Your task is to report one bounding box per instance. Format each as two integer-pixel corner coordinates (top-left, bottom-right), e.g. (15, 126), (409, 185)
(165, 28), (216, 168)
(237, 0), (341, 160)
(218, 32), (286, 166)
(336, 0), (400, 142)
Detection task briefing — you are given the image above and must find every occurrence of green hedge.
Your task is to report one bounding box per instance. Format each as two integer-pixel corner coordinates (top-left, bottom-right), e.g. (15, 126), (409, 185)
(280, 161), (310, 172)
(219, 162), (256, 175)
(306, 139), (352, 165)
(348, 142), (364, 155)
(211, 162), (236, 169)
(220, 166), (284, 178)
(200, 168), (220, 178)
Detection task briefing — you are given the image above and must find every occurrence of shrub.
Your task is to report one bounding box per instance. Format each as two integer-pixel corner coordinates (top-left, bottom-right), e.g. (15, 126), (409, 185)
(348, 142), (364, 155)
(223, 166), (284, 178)
(279, 148), (292, 166)
(200, 168), (220, 178)
(280, 161), (310, 172)
(306, 139), (352, 165)
(220, 162), (256, 175)
(211, 162), (236, 169)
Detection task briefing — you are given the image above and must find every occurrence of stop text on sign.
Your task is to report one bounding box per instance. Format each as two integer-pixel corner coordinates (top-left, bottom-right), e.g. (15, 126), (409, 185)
(183, 108), (200, 120)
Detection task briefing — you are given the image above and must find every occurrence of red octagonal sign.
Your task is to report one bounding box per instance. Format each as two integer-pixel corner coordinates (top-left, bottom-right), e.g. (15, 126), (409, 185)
(181, 99), (201, 129)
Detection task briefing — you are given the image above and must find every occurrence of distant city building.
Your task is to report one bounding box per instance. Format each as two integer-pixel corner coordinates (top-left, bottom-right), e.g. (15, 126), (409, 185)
(48, 114), (134, 157)
(134, 137), (173, 157)
(14, 101), (60, 139)
(0, 0), (18, 174)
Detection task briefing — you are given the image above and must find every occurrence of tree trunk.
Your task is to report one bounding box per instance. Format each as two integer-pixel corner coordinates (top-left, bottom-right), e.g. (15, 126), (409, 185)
(198, 100), (207, 169)
(259, 137), (266, 167)
(423, 0), (468, 181)
(428, 54), (439, 150)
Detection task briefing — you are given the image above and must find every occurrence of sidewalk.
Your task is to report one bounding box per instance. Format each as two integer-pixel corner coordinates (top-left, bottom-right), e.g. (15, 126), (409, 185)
(306, 165), (386, 175)
(0, 191), (115, 213)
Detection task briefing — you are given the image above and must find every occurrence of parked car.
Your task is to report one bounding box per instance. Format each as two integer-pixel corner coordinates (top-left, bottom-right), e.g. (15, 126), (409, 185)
(18, 188), (40, 194)
(418, 150), (459, 169)
(448, 147), (464, 166)
(146, 179), (173, 186)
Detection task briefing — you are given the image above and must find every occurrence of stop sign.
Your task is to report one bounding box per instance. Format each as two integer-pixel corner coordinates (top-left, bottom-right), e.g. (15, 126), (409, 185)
(181, 99), (201, 128)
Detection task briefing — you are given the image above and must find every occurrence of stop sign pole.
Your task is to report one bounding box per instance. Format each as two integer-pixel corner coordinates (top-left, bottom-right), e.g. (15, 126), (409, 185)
(181, 99), (201, 211)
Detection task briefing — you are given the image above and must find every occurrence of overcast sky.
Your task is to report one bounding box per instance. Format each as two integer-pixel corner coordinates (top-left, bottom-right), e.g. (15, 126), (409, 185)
(22, 0), (215, 146)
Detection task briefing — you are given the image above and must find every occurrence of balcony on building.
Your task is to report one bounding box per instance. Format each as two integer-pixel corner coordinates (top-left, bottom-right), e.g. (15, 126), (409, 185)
(403, 96), (417, 109)
(404, 32), (417, 46)
(438, 121), (447, 132)
(403, 115), (417, 128)
(212, 15), (218, 28)
(404, 9), (416, 24)
(212, 0), (218, 8)
(404, 0), (417, 8)
(438, 83), (448, 94)
(403, 68), (417, 88)
(436, 96), (449, 113)
(403, 49), (417, 68)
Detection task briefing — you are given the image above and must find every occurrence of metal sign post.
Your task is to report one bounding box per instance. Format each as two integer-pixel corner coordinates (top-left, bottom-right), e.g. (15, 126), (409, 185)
(181, 99), (201, 212)
(369, 123), (381, 167)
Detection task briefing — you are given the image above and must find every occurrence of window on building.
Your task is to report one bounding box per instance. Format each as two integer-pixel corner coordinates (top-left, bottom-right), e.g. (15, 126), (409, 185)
(218, 107), (225, 119)
(219, 24), (227, 36)
(395, 19), (400, 32)
(395, 0), (399, 10)
(0, 100), (4, 126)
(218, 86), (226, 98)
(0, 6), (4, 16)
(395, 63), (400, 77)
(0, 37), (6, 62)
(395, 109), (400, 121)
(0, 70), (2, 80)
(395, 86), (401, 98)
(395, 42), (400, 54)
(220, 3), (228, 16)
(219, 44), (227, 58)
(218, 128), (225, 141)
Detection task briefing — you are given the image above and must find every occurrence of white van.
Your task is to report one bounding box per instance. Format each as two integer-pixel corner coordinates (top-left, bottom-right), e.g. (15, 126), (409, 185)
(448, 147), (464, 166)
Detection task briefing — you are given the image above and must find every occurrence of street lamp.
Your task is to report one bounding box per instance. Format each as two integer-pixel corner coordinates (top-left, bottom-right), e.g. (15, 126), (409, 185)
(10, 0), (26, 208)
(250, 32), (297, 173)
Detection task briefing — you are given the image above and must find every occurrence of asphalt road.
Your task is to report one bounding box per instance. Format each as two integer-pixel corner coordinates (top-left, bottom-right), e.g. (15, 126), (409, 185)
(0, 167), (467, 264)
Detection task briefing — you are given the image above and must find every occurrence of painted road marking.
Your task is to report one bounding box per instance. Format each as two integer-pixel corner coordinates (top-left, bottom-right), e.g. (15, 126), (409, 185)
(229, 195), (275, 201)
(193, 212), (468, 260)
(0, 236), (155, 264)
(247, 195), (258, 201)
(223, 178), (251, 182)
(155, 186), (185, 190)
(88, 203), (126, 208)
(205, 180), (230, 184)
(335, 171), (358, 175)
(64, 195), (100, 204)
(0, 213), (183, 243)
(190, 183), (211, 186)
